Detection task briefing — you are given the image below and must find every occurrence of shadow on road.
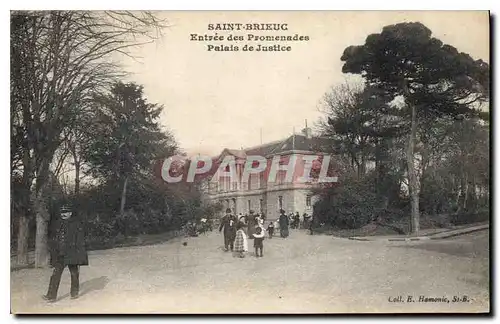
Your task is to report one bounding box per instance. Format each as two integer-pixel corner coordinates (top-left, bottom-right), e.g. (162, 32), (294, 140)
(58, 276), (110, 301)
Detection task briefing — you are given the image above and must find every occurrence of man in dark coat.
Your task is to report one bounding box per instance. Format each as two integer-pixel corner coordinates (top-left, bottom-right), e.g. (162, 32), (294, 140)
(43, 206), (88, 302)
(279, 209), (289, 238)
(219, 208), (237, 251)
(246, 210), (257, 239)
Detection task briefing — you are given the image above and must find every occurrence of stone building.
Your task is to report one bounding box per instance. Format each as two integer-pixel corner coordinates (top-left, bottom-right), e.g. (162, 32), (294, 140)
(202, 127), (334, 220)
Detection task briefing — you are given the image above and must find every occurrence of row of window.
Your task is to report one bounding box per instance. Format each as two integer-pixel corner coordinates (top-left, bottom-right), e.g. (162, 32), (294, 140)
(210, 170), (298, 193)
(223, 195), (313, 214)
(277, 195), (312, 210)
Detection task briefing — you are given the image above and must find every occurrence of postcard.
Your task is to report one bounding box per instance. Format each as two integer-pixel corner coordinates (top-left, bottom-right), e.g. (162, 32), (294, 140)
(10, 10), (490, 314)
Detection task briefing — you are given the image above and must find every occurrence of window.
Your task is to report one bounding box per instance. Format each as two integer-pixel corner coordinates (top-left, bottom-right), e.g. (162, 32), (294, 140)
(259, 199), (264, 213)
(306, 195), (312, 208)
(248, 200), (251, 212)
(277, 170), (284, 185)
(278, 196), (283, 210)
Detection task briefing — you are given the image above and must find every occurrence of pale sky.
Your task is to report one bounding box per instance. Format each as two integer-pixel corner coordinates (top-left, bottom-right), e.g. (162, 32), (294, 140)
(121, 11), (489, 156)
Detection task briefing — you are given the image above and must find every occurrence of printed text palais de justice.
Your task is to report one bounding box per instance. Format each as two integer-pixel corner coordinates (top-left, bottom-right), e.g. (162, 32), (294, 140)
(189, 23), (310, 52)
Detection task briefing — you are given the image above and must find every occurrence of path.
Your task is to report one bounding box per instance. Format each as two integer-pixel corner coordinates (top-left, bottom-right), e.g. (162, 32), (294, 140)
(11, 229), (489, 313)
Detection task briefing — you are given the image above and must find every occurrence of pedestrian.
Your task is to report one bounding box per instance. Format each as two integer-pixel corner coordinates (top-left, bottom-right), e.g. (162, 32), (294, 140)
(267, 221), (275, 238)
(279, 209), (290, 238)
(303, 212), (310, 229)
(247, 210), (257, 239)
(309, 214), (314, 235)
(256, 213), (264, 227)
(234, 222), (248, 258)
(219, 208), (237, 251)
(43, 205), (88, 303)
(252, 226), (265, 257)
(294, 212), (300, 229)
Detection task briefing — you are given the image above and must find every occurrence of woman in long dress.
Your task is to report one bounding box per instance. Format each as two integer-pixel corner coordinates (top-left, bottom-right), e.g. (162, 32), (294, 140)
(278, 209), (289, 238)
(233, 222), (248, 258)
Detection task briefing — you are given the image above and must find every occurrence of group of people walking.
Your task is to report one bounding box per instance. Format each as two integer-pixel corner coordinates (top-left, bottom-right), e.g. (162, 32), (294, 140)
(219, 208), (266, 258)
(218, 208), (312, 258)
(41, 205), (313, 303)
(285, 211), (312, 230)
(276, 209), (312, 237)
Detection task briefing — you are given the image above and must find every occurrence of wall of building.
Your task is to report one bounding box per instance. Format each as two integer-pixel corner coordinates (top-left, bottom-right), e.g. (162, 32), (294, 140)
(235, 194), (264, 216)
(266, 190), (295, 220)
(206, 151), (330, 221)
(291, 189), (321, 216)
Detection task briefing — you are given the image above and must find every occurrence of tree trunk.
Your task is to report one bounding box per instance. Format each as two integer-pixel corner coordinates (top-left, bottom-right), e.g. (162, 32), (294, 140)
(34, 189), (50, 267)
(74, 159), (80, 196)
(34, 212), (50, 267)
(16, 213), (29, 266)
(33, 159), (52, 268)
(456, 169), (467, 213)
(359, 154), (366, 178)
(17, 148), (33, 266)
(375, 137), (391, 209)
(419, 145), (430, 212)
(462, 174), (469, 211)
(120, 176), (129, 217)
(407, 102), (420, 235)
(471, 176), (477, 210)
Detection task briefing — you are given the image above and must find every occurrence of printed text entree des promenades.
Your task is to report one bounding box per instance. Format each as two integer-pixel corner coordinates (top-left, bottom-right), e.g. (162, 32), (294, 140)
(190, 23), (310, 52)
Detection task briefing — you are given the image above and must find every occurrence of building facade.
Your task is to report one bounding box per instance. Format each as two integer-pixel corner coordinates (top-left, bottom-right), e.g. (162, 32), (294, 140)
(202, 128), (333, 220)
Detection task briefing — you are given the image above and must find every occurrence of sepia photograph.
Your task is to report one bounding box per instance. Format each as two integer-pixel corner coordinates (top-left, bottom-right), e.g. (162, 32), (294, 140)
(9, 10), (490, 314)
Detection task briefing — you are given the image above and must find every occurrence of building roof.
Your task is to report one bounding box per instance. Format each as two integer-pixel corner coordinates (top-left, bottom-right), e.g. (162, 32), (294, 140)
(244, 138), (285, 156)
(223, 148), (247, 159)
(220, 134), (334, 159)
(266, 134), (334, 155)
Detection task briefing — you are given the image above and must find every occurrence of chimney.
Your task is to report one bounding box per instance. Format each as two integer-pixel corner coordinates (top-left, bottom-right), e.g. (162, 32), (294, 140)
(302, 119), (312, 139)
(302, 127), (312, 139)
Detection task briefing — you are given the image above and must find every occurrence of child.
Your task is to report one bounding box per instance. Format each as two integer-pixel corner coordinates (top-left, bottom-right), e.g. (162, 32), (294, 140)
(233, 222), (248, 258)
(267, 221), (275, 239)
(253, 226), (265, 257)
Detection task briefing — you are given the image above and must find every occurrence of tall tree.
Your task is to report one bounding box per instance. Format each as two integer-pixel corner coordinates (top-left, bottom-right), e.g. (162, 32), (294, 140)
(83, 82), (177, 235)
(11, 10), (167, 266)
(340, 22), (489, 234)
(318, 83), (406, 206)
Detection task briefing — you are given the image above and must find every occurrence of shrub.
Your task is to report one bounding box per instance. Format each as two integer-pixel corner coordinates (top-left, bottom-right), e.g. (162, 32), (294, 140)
(313, 172), (378, 229)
